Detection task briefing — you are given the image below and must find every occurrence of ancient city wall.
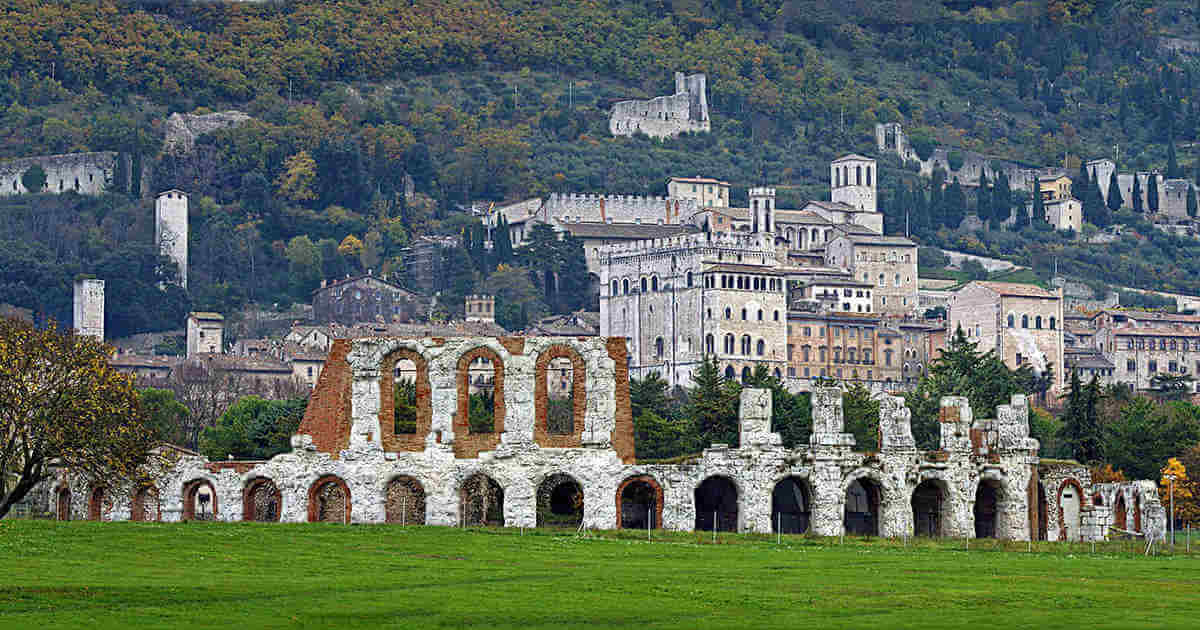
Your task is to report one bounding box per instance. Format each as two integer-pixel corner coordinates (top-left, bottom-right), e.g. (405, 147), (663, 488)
(48, 335), (1164, 542)
(0, 152), (117, 196)
(543, 193), (699, 225)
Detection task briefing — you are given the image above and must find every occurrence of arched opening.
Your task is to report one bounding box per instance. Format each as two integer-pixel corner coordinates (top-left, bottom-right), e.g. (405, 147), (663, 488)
(1134, 494), (1142, 532)
(536, 473), (583, 528)
(243, 478), (282, 522)
(88, 486), (106, 521)
(461, 473), (504, 527)
(912, 479), (950, 537)
(844, 478), (882, 535)
(308, 475), (351, 523)
(740, 366), (751, 381)
(456, 347), (505, 458)
(536, 346), (585, 444)
(772, 477), (811, 534)
(974, 479), (1002, 538)
(1059, 481), (1082, 541)
(56, 486), (71, 521)
(385, 476), (426, 525)
(382, 347), (432, 451)
(1114, 493), (1127, 530)
(182, 479), (218, 521)
(694, 476), (738, 532)
(617, 476), (662, 530)
(724, 365), (735, 379)
(130, 485), (159, 522)
(1036, 481), (1048, 541)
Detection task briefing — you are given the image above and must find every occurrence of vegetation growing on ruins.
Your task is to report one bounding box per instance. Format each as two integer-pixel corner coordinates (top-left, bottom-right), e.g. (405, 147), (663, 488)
(198, 396), (308, 462)
(1, 521), (1199, 628)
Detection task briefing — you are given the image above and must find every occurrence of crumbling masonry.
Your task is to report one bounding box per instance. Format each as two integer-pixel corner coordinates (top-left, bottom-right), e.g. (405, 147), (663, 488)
(52, 336), (1164, 541)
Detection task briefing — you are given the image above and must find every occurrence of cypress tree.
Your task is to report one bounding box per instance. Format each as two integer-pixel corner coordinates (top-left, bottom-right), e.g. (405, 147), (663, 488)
(1168, 134), (1182, 178)
(1106, 170), (1123, 211)
(977, 170), (991, 223)
(1032, 186), (1045, 228)
(995, 172), (1012, 225)
(1189, 184), (1198, 218)
(1132, 175), (1143, 213)
(494, 215), (513, 265)
(685, 355), (739, 448)
(1147, 174), (1160, 214)
(1061, 373), (1105, 465)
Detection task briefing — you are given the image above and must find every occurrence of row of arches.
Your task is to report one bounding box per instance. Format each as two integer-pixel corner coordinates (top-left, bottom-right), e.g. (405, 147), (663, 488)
(1007, 313), (1057, 330)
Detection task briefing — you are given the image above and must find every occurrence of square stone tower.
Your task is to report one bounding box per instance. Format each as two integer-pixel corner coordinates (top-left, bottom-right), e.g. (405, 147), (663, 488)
(830, 154), (877, 213)
(155, 190), (189, 288)
(73, 278), (104, 340)
(186, 312), (224, 357)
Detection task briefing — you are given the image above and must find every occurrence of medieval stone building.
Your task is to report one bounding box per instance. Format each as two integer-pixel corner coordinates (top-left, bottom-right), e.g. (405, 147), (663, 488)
(50, 335), (1163, 544)
(610, 72), (710, 139)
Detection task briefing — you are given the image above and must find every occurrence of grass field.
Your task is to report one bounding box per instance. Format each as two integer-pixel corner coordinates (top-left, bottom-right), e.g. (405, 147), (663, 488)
(1, 521), (1198, 629)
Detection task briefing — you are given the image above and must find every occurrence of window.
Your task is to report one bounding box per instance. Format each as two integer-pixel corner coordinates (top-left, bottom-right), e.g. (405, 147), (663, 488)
(834, 327), (841, 338)
(773, 311), (779, 321)
(1149, 360), (1158, 373)
(623, 279), (629, 295)
(641, 278), (647, 292)
(804, 327), (811, 337)
(741, 335), (751, 355)
(651, 276), (658, 292)
(787, 345), (794, 360)
(741, 308), (747, 320)
(1035, 316), (1042, 329)
(1021, 315), (1029, 328)
(788, 367), (796, 377)
(802, 346), (810, 362)
(725, 307), (731, 319)
(895, 273), (901, 285)
(706, 334), (714, 354)
(707, 308), (712, 319)
(1049, 317), (1057, 330)
(878, 273), (885, 287)
(724, 334), (734, 354)
(687, 272), (693, 288)
(757, 310), (763, 321)
(655, 337), (664, 359)
(1016, 353), (1023, 365)
(1170, 361), (1178, 373)
(610, 280), (618, 296)
(756, 340), (765, 356)
(819, 347), (827, 362)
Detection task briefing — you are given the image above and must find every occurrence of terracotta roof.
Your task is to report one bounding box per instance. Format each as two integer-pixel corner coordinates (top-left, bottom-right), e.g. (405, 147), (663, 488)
(1067, 351), (1114, 370)
(1104, 309), (1200, 324)
(774, 209), (833, 225)
(110, 354), (179, 369)
(668, 176), (730, 186)
(833, 234), (916, 246)
(970, 281), (1057, 298)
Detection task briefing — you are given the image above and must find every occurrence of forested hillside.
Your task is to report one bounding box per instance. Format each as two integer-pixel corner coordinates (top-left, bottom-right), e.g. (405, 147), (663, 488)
(1, 0), (1198, 333)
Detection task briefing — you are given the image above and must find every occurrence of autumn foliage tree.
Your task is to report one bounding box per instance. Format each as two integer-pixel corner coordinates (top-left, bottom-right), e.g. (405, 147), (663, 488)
(0, 318), (156, 518)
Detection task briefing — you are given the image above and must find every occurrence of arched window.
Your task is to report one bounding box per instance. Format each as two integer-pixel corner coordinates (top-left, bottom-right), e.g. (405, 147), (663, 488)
(641, 278), (648, 292)
(757, 309), (763, 321)
(741, 366), (751, 382)
(622, 279), (629, 295)
(773, 310), (780, 321)
(1022, 315), (1029, 328)
(741, 308), (747, 320)
(651, 276), (659, 292)
(725, 307), (732, 319)
(878, 273), (885, 287)
(866, 166), (872, 186)
(856, 165), (862, 186)
(741, 335), (751, 355)
(1035, 316), (1042, 329)
(610, 280), (618, 296)
(655, 337), (664, 358)
(725, 365), (735, 379)
(687, 272), (693, 287)
(724, 334), (735, 354)
(705, 334), (714, 354)
(756, 339), (765, 356)
(1007, 314), (1015, 328)
(1050, 317), (1057, 330)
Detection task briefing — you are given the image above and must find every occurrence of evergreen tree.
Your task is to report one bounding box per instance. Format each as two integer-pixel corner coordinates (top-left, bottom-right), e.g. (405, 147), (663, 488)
(1061, 371), (1104, 464)
(1188, 184), (1198, 218)
(1132, 175), (1143, 213)
(1032, 187), (1046, 228)
(943, 178), (966, 228)
(1168, 134), (1182, 178)
(976, 170), (992, 222)
(1147, 174), (1160, 214)
(554, 235), (592, 313)
(994, 171), (1012, 225)
(1106, 169), (1123, 211)
(685, 355), (739, 448)
(493, 215), (513, 265)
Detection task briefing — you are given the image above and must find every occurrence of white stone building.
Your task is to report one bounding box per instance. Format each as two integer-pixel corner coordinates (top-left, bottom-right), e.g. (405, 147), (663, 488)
(949, 281), (1065, 391)
(186, 312), (225, 357)
(73, 278), (104, 340)
(155, 189), (189, 288)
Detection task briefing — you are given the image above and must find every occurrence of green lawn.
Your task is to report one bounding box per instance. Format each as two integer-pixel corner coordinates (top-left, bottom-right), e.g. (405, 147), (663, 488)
(1, 521), (1198, 629)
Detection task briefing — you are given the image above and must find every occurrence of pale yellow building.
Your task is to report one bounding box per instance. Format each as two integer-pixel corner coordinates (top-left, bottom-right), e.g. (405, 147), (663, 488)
(668, 176), (730, 208)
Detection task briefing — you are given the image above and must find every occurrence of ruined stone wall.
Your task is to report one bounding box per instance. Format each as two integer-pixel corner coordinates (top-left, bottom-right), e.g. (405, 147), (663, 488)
(0, 152), (117, 196)
(163, 111), (252, 155)
(610, 72), (710, 139)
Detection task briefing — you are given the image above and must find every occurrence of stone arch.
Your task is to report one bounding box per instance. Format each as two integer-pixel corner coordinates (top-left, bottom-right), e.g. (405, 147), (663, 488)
(1057, 478), (1085, 541)
(974, 478), (1004, 538)
(380, 347), (432, 452)
(843, 473), (884, 536)
(307, 475), (352, 523)
(455, 346), (505, 458)
(534, 345), (586, 447)
(130, 485), (160, 522)
(1134, 493), (1142, 532)
(694, 476), (738, 532)
(1114, 492), (1128, 530)
(385, 475), (426, 525)
(535, 472), (584, 528)
(182, 479), (218, 521)
(55, 485), (71, 521)
(912, 478), (951, 537)
(243, 477), (282, 522)
(772, 476), (812, 534)
(88, 485), (107, 521)
(616, 475), (663, 530)
(460, 472), (505, 527)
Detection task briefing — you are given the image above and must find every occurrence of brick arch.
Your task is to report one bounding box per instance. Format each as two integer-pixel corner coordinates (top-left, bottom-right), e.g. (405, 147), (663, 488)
(243, 477), (282, 522)
(454, 346), (505, 458)
(380, 347), (432, 452)
(385, 475), (426, 525)
(87, 485), (106, 521)
(1056, 478), (1086, 541)
(182, 479), (219, 520)
(534, 345), (586, 447)
(130, 485), (159, 522)
(616, 475), (663, 529)
(308, 475), (352, 523)
(55, 485), (71, 521)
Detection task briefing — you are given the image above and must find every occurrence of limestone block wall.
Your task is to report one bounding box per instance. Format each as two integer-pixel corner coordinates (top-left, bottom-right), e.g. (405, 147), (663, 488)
(543, 193), (698, 226)
(46, 339), (1164, 543)
(0, 152), (117, 196)
(610, 72), (710, 139)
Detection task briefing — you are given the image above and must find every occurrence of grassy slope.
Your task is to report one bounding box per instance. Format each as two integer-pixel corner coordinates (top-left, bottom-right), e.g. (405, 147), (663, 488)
(1, 521), (1198, 629)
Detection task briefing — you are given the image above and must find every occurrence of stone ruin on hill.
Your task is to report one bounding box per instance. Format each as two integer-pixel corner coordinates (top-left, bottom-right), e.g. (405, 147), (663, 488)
(43, 335), (1163, 542)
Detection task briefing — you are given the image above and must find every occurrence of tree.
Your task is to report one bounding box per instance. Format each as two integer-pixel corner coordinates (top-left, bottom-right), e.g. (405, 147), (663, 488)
(1107, 170), (1123, 212)
(284, 235), (323, 300)
(1159, 457), (1198, 526)
(1031, 186), (1046, 227)
(276, 151), (318, 202)
(138, 388), (190, 446)
(483, 264), (547, 331)
(0, 318), (154, 519)
(1168, 134), (1182, 178)
(1061, 371), (1104, 464)
(1190, 185), (1198, 219)
(1147, 174), (1160, 214)
(21, 165), (46, 193)
(198, 396), (308, 461)
(493, 215), (514, 265)
(1104, 398), (1200, 480)
(843, 383), (880, 451)
(1132, 175), (1143, 213)
(685, 355), (739, 448)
